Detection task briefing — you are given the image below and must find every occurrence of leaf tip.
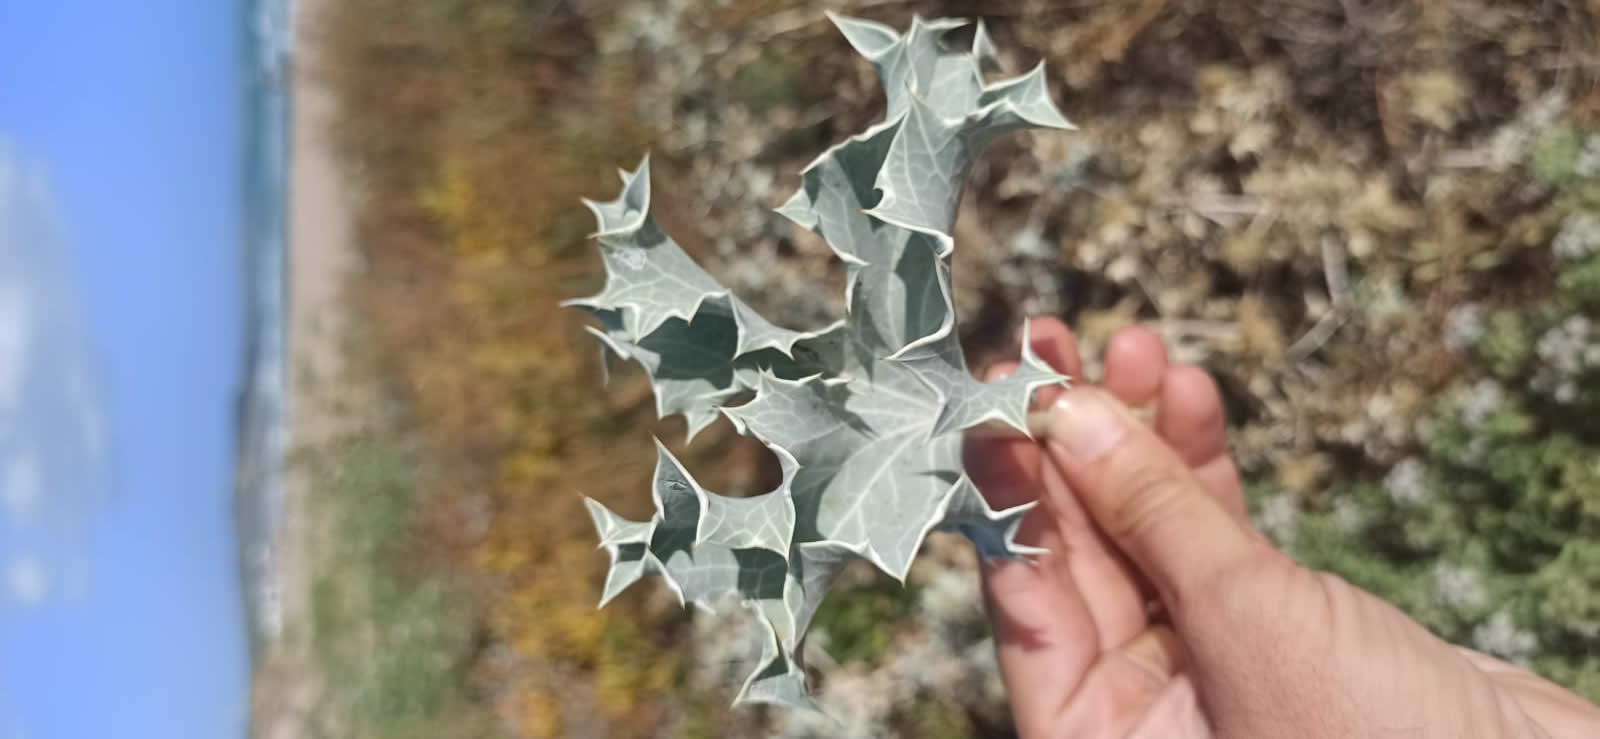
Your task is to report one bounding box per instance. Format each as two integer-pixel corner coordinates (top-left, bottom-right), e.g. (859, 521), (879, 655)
(828, 12), (899, 60)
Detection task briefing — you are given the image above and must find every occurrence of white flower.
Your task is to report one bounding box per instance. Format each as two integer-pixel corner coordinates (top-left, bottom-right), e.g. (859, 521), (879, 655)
(1255, 494), (1299, 545)
(1555, 381), (1578, 405)
(1454, 378), (1504, 427)
(1333, 497), (1366, 532)
(1009, 227), (1050, 257)
(1487, 92), (1566, 169)
(1433, 564), (1487, 611)
(1473, 611), (1538, 664)
(686, 599), (760, 696)
(918, 568), (980, 637)
(1552, 212), (1600, 263)
(1385, 457), (1431, 506)
(1576, 135), (1600, 179)
(1531, 315), (1598, 404)
(1443, 303), (1486, 353)
(798, 670), (891, 739)
(1537, 315), (1592, 372)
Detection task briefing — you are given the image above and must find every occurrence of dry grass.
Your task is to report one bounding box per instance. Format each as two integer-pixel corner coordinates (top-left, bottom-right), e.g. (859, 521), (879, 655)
(292, 0), (1600, 735)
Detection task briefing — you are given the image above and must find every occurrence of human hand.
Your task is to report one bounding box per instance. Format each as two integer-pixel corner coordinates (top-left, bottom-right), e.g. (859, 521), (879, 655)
(964, 317), (1600, 738)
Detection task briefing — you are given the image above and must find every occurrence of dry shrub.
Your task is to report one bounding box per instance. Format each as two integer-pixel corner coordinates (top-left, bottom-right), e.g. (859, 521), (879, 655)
(308, 0), (1600, 734)
(314, 1), (710, 735)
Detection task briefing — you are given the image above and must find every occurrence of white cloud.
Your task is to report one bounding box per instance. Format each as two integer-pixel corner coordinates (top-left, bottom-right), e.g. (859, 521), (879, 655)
(6, 556), (47, 605)
(1, 450), (39, 521)
(0, 141), (34, 420)
(0, 136), (110, 608)
(0, 280), (26, 417)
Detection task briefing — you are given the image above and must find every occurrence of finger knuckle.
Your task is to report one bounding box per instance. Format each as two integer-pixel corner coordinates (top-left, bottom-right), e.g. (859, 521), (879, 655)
(1103, 456), (1193, 543)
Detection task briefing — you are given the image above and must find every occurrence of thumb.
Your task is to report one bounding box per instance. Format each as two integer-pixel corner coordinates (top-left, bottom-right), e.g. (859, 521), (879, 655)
(1042, 387), (1262, 609)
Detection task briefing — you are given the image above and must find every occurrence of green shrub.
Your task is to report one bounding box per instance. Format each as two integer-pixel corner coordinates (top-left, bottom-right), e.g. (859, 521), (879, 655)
(1277, 292), (1600, 700)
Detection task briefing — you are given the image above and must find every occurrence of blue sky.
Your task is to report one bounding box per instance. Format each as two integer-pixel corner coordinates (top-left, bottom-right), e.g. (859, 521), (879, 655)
(0, 2), (251, 737)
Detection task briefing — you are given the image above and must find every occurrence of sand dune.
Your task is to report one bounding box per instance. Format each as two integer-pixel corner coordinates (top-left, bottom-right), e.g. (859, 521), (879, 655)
(248, 0), (357, 733)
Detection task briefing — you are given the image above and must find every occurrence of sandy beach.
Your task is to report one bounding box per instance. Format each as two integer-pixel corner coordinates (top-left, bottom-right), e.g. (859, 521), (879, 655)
(249, 0), (356, 732)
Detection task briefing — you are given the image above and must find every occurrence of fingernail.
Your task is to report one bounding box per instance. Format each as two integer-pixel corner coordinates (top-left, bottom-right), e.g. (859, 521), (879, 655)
(1048, 391), (1127, 462)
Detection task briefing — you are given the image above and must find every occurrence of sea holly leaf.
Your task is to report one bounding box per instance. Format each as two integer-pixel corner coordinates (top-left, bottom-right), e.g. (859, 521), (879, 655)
(723, 368), (961, 579)
(826, 13), (975, 121)
(898, 319), (1068, 437)
(696, 475), (800, 556)
(581, 307), (746, 440)
(847, 226), (953, 358)
(868, 64), (1075, 240)
(932, 475), (1049, 560)
(642, 442), (839, 646)
(777, 120), (901, 268)
(970, 18), (998, 64)
(729, 299), (844, 357)
(587, 447), (856, 705)
(826, 13), (900, 64)
(735, 541), (856, 709)
(583, 497), (676, 608)
(564, 156), (828, 356)
(580, 303), (841, 441)
(777, 123), (953, 354)
(585, 495), (654, 549)
(569, 13), (1074, 710)
(734, 634), (816, 711)
(564, 156), (723, 341)
(977, 62), (1075, 132)
(589, 444), (802, 620)
(822, 12), (1070, 241)
(650, 438), (798, 557)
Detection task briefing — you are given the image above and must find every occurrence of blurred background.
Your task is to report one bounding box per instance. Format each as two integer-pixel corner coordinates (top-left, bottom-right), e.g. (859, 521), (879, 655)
(3, 0), (1599, 737)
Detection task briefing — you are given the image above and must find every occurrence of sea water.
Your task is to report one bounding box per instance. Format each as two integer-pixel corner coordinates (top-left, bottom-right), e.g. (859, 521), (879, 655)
(236, 0), (292, 658)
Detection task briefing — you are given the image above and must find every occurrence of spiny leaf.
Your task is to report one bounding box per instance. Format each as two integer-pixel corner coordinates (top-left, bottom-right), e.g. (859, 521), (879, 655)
(563, 156), (835, 356)
(867, 62), (1075, 242)
(932, 475), (1048, 560)
(571, 14), (1073, 711)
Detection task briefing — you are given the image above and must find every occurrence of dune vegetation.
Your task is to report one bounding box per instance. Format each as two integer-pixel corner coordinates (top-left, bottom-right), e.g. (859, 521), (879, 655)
(282, 1), (1600, 736)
